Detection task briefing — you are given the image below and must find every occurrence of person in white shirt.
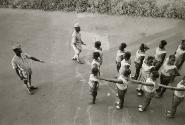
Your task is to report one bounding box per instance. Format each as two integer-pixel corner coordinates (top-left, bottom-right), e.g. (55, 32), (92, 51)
(156, 55), (180, 98)
(174, 40), (185, 70)
(71, 23), (86, 63)
(115, 43), (127, 74)
(99, 69), (131, 109)
(91, 52), (101, 70)
(94, 41), (103, 65)
(88, 67), (99, 104)
(138, 71), (159, 112)
(119, 51), (131, 75)
(137, 56), (155, 96)
(153, 40), (167, 71)
(167, 76), (185, 118)
(11, 44), (44, 95)
(132, 43), (149, 80)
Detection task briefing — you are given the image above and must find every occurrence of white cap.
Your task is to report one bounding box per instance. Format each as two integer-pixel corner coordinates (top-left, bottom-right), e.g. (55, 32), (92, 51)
(74, 23), (80, 28)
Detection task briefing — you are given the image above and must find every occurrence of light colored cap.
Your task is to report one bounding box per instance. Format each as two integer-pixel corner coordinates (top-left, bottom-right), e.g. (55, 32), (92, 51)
(12, 44), (21, 50)
(74, 23), (80, 28)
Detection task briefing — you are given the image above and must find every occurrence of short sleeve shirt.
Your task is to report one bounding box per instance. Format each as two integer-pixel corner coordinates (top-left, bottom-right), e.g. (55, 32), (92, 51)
(161, 60), (177, 76)
(117, 75), (128, 90)
(88, 74), (99, 88)
(116, 50), (125, 62)
(144, 78), (156, 93)
(135, 50), (146, 63)
(119, 59), (131, 74)
(71, 31), (82, 45)
(175, 45), (185, 58)
(155, 47), (166, 61)
(11, 53), (31, 72)
(174, 81), (185, 98)
(91, 59), (101, 70)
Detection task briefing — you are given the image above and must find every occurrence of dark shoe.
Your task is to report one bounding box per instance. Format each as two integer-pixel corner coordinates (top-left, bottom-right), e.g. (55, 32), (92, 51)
(30, 86), (38, 90)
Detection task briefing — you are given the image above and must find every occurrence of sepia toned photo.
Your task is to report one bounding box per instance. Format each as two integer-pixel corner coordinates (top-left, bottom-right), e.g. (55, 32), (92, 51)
(0, 0), (185, 125)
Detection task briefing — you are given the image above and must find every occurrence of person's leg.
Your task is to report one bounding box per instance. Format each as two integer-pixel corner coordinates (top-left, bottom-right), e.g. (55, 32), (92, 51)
(28, 74), (38, 90)
(142, 92), (153, 111)
(92, 82), (98, 104)
(168, 95), (184, 118)
(133, 62), (141, 80)
(156, 74), (170, 97)
(139, 92), (153, 111)
(72, 44), (81, 60)
(156, 74), (163, 97)
(118, 89), (127, 109)
(158, 75), (171, 97)
(23, 79), (32, 94)
(155, 61), (162, 71)
(76, 49), (81, 62)
(116, 62), (121, 73)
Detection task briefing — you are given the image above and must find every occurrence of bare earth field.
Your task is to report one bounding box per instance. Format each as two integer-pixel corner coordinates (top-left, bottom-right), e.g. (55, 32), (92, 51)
(0, 8), (185, 125)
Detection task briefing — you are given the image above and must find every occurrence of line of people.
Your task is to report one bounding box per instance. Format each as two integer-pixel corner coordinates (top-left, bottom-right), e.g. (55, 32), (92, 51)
(11, 23), (185, 119)
(87, 39), (185, 119)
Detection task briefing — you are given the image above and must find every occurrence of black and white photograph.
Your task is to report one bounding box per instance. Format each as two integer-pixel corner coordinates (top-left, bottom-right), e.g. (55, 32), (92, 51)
(0, 0), (185, 125)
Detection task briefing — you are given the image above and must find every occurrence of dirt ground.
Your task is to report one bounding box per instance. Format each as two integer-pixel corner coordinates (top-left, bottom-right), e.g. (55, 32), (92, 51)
(0, 8), (185, 125)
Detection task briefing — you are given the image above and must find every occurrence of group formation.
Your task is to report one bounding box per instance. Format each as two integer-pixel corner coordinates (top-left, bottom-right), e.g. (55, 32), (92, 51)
(70, 23), (185, 119)
(11, 23), (185, 120)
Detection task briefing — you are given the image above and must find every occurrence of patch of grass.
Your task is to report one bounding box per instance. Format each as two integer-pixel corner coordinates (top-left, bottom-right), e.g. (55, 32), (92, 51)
(0, 0), (185, 19)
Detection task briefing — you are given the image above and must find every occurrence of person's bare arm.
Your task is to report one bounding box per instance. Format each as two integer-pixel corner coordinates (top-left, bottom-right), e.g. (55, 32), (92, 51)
(30, 57), (45, 63)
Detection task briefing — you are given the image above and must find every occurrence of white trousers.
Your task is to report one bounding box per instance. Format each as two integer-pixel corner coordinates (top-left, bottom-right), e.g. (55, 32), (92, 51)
(72, 44), (82, 59)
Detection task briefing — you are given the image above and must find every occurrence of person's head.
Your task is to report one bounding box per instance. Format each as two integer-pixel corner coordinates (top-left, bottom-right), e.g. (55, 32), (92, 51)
(168, 55), (176, 65)
(12, 44), (22, 56)
(74, 23), (80, 32)
(119, 42), (127, 51)
(93, 52), (100, 60)
(139, 43), (149, 52)
(146, 56), (154, 66)
(95, 41), (101, 49)
(123, 68), (131, 78)
(91, 67), (99, 76)
(123, 51), (131, 60)
(150, 71), (159, 80)
(159, 40), (167, 49)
